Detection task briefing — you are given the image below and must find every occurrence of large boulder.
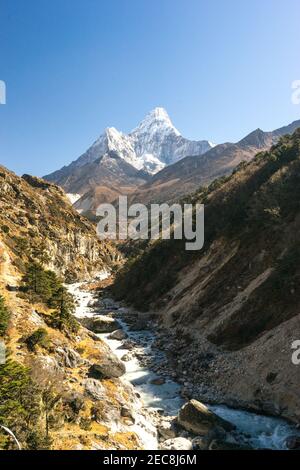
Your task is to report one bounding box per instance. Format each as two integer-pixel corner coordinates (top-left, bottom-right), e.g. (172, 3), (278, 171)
(81, 315), (121, 334)
(160, 437), (193, 450)
(89, 352), (126, 379)
(108, 329), (128, 341)
(178, 399), (235, 435)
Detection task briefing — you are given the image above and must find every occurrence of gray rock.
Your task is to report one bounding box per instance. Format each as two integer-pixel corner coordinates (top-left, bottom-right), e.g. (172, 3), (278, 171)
(64, 391), (85, 413)
(121, 340), (135, 350)
(160, 437), (192, 450)
(81, 315), (121, 333)
(108, 329), (128, 341)
(56, 347), (83, 368)
(158, 419), (177, 440)
(120, 406), (135, 423)
(192, 427), (227, 450)
(121, 353), (133, 362)
(84, 378), (106, 400)
(87, 331), (102, 342)
(89, 352), (126, 379)
(178, 399), (235, 435)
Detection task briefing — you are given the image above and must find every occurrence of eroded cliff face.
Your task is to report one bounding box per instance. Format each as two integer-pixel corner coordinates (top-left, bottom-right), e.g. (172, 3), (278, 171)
(113, 130), (300, 423)
(0, 168), (121, 280)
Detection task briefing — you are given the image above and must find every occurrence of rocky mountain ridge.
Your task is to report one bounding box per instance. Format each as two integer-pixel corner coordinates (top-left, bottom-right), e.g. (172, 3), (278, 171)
(129, 119), (300, 206)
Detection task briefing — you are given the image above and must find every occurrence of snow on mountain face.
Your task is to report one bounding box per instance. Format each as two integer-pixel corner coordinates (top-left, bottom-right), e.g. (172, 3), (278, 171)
(65, 107), (214, 175)
(130, 107), (214, 170)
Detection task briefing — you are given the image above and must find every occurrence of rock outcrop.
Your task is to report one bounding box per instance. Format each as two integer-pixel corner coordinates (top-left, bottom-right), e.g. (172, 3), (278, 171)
(178, 400), (235, 435)
(81, 315), (121, 334)
(0, 167), (120, 281)
(89, 352), (126, 379)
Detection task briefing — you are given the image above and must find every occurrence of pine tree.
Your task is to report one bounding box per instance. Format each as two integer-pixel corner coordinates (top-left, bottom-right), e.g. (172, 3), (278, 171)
(50, 287), (78, 333)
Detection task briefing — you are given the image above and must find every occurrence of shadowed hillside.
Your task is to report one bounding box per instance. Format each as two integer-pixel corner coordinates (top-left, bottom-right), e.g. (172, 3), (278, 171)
(112, 130), (300, 421)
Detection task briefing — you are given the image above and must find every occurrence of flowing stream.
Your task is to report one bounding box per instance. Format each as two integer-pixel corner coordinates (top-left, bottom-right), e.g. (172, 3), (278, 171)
(69, 275), (300, 451)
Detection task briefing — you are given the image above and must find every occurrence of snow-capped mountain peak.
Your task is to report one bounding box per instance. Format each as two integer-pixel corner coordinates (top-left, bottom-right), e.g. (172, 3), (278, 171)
(45, 107), (215, 178)
(131, 107), (181, 138)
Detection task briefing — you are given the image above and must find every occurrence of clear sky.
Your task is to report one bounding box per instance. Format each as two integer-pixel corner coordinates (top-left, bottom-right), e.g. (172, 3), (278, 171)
(0, 0), (300, 176)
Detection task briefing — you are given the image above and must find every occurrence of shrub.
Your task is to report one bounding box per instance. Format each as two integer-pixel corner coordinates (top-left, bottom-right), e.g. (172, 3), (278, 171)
(22, 263), (77, 333)
(25, 328), (49, 351)
(1, 225), (10, 234)
(0, 296), (11, 336)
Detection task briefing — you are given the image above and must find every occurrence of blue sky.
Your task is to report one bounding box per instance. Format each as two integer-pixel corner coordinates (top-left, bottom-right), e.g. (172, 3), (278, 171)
(0, 0), (300, 176)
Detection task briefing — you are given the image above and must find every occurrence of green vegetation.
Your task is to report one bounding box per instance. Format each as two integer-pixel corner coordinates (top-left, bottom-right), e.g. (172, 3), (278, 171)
(0, 357), (63, 449)
(25, 328), (49, 351)
(22, 262), (78, 333)
(1, 225), (10, 234)
(49, 286), (78, 333)
(0, 359), (39, 449)
(0, 296), (11, 336)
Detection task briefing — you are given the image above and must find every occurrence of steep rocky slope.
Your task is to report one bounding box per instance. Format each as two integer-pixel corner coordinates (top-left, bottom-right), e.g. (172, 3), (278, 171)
(0, 167), (120, 280)
(113, 129), (300, 423)
(129, 120), (300, 205)
(65, 151), (150, 216)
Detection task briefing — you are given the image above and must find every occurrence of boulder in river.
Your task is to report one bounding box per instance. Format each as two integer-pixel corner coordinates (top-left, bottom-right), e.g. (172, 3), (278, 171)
(120, 340), (135, 350)
(81, 315), (121, 334)
(121, 352), (133, 362)
(89, 352), (126, 379)
(160, 437), (193, 450)
(108, 329), (128, 341)
(178, 399), (235, 435)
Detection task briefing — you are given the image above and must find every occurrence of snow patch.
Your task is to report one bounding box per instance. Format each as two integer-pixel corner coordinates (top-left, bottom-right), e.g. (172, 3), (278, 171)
(66, 193), (81, 204)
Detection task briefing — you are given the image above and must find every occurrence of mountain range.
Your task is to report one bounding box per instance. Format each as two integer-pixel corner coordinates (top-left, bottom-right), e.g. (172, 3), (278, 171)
(45, 108), (300, 214)
(129, 119), (300, 205)
(44, 107), (214, 212)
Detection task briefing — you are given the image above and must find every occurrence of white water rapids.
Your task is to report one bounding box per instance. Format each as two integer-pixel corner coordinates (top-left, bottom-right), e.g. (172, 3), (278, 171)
(69, 274), (300, 451)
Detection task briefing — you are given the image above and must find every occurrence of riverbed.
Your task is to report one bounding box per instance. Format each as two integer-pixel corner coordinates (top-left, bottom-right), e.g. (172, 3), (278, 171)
(69, 277), (300, 451)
